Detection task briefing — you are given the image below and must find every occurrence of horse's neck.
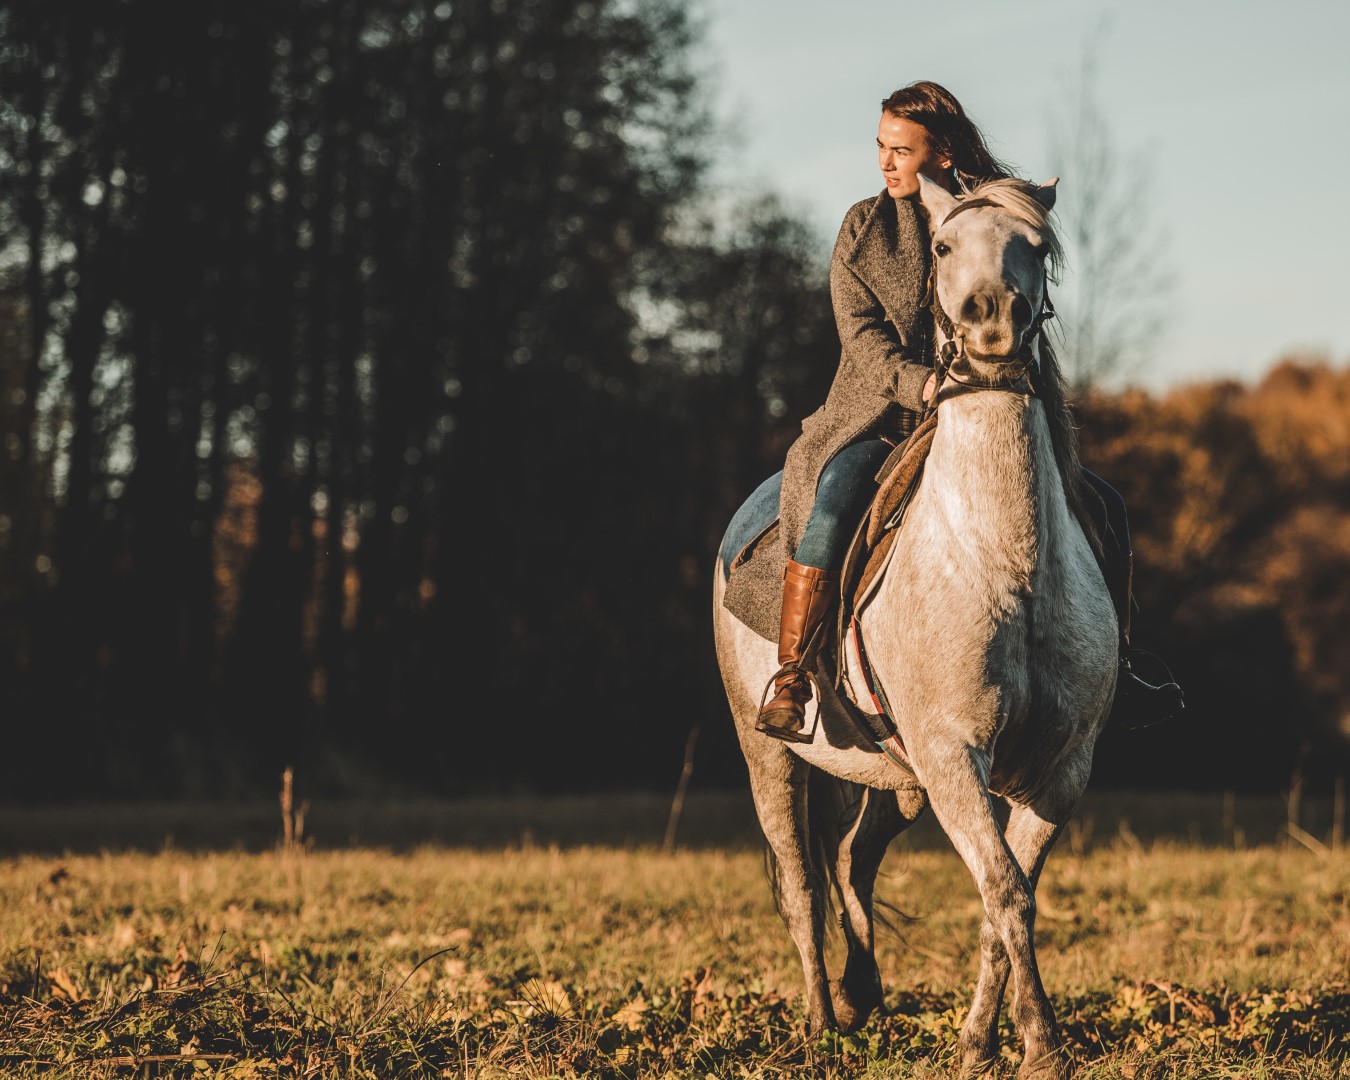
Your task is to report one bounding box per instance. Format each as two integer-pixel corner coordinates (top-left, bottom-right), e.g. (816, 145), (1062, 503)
(854, 390), (1062, 694)
(911, 392), (1066, 574)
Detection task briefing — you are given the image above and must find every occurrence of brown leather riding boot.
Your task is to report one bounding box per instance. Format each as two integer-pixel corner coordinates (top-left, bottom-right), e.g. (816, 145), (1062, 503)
(1111, 552), (1184, 729)
(755, 560), (839, 744)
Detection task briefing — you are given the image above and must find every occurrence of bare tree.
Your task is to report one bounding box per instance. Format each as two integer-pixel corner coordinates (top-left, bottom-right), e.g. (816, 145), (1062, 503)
(1048, 36), (1174, 386)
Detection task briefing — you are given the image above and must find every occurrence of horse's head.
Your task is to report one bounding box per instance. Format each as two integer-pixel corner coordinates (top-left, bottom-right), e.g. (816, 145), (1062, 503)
(918, 175), (1062, 387)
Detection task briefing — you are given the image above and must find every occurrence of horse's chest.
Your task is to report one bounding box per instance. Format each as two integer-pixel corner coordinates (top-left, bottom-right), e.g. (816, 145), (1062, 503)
(877, 517), (1100, 706)
(892, 516), (1036, 634)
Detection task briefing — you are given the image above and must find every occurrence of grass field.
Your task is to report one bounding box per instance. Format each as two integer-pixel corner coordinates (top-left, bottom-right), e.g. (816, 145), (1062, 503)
(0, 794), (1347, 1078)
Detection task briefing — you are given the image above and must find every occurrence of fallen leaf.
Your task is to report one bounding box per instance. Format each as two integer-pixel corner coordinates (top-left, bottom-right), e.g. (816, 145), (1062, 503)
(613, 994), (649, 1030)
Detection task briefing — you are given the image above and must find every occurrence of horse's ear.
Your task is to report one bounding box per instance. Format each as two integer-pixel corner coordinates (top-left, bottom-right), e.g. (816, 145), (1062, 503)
(1033, 178), (1059, 211)
(918, 174), (959, 226)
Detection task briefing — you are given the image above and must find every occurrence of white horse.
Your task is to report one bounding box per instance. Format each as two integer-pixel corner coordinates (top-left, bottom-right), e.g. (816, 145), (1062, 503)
(713, 176), (1117, 1079)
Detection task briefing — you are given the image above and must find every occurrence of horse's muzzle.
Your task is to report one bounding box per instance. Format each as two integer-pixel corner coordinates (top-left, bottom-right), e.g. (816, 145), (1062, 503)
(957, 287), (1034, 361)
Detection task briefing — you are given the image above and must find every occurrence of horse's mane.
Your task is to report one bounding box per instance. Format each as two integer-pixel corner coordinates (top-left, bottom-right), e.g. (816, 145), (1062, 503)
(957, 179), (1101, 561)
(1029, 332), (1103, 563)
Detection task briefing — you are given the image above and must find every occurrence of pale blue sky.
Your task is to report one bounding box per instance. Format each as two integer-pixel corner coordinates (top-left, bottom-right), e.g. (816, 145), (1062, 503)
(701, 0), (1350, 389)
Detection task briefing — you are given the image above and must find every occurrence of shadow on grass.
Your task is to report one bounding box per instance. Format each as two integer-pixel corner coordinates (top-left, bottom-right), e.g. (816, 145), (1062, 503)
(0, 789), (1332, 856)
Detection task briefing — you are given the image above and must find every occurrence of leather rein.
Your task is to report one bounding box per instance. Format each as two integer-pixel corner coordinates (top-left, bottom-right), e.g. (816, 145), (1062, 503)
(922, 197), (1055, 397)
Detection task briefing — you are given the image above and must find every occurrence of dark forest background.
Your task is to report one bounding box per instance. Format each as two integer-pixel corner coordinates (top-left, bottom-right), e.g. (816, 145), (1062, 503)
(1, 0), (1347, 802)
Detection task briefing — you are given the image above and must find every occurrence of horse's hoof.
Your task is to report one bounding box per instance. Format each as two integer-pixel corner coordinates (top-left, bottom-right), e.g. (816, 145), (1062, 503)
(1017, 1046), (1071, 1080)
(828, 977), (880, 1034)
(958, 1048), (1000, 1077)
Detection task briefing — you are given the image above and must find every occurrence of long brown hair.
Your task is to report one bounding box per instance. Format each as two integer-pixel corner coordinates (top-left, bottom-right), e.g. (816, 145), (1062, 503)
(881, 81), (1011, 188)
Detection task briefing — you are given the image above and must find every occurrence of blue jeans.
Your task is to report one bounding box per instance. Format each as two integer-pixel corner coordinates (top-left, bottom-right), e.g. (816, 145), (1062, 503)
(794, 440), (893, 570)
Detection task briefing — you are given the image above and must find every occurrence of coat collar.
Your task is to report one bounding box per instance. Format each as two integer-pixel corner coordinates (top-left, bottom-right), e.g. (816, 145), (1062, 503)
(844, 190), (900, 265)
(843, 190), (930, 335)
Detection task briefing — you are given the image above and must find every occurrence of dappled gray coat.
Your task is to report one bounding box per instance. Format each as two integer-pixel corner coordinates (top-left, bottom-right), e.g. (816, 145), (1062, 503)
(777, 190), (935, 556)
(722, 192), (935, 638)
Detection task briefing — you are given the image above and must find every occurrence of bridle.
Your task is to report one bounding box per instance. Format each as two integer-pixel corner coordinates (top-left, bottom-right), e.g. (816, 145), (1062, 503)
(922, 198), (1055, 397)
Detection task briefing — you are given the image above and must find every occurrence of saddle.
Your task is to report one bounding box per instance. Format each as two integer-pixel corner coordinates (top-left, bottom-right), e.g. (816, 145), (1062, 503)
(722, 415), (937, 642)
(721, 418), (938, 762)
(842, 414), (937, 614)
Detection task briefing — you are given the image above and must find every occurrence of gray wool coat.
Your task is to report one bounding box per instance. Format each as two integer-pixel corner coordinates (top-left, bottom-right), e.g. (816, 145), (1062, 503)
(721, 191), (935, 639)
(777, 190), (935, 557)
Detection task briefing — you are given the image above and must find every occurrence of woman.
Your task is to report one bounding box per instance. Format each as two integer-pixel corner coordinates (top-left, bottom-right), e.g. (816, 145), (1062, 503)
(755, 81), (1181, 742)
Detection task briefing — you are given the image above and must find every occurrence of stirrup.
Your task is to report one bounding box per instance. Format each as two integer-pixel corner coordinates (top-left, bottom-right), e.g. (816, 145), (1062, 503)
(755, 665), (822, 744)
(1113, 649), (1184, 731)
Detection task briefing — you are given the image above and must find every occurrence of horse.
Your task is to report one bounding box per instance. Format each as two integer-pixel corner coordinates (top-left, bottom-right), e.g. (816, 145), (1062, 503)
(713, 175), (1117, 1079)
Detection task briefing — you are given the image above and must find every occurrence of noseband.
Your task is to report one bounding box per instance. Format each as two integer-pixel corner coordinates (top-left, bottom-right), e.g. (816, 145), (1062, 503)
(923, 199), (1055, 396)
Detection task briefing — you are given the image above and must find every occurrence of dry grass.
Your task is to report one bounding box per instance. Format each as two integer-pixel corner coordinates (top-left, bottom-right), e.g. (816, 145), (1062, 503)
(0, 795), (1346, 1076)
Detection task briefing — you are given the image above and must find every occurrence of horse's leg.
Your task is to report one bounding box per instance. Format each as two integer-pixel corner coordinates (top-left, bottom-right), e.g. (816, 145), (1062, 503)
(743, 741), (836, 1033)
(923, 753), (1066, 1080)
(830, 784), (928, 1032)
(957, 792), (1075, 1077)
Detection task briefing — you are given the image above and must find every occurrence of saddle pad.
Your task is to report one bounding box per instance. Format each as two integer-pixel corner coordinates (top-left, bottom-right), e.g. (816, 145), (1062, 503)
(719, 472), (789, 642)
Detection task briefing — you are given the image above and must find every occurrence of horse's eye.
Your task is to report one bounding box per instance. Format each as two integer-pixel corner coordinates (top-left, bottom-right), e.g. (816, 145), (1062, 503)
(934, 242), (950, 257)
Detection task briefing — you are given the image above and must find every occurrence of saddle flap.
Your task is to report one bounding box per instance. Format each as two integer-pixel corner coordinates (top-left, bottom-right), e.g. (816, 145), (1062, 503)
(837, 415), (937, 617)
(865, 414), (937, 547)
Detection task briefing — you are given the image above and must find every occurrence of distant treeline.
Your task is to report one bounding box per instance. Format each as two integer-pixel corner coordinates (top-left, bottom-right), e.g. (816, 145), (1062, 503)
(1076, 362), (1350, 792)
(0, 1), (1345, 799)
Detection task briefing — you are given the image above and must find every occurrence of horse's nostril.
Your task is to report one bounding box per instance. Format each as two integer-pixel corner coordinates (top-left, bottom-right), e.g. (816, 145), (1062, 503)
(1011, 295), (1032, 326)
(961, 292), (994, 325)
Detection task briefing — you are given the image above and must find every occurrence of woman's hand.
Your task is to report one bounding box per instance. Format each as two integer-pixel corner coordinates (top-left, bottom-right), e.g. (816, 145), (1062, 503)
(923, 372), (937, 403)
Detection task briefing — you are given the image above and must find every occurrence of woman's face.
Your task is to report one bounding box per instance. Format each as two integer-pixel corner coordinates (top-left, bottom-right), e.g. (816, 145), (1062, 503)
(876, 114), (952, 199)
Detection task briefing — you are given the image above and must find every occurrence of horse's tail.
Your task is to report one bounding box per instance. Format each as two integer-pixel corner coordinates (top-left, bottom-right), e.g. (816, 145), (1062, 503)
(809, 768), (848, 931)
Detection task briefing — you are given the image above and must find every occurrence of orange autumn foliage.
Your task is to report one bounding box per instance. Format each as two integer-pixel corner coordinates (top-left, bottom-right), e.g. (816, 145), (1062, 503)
(1078, 358), (1350, 742)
